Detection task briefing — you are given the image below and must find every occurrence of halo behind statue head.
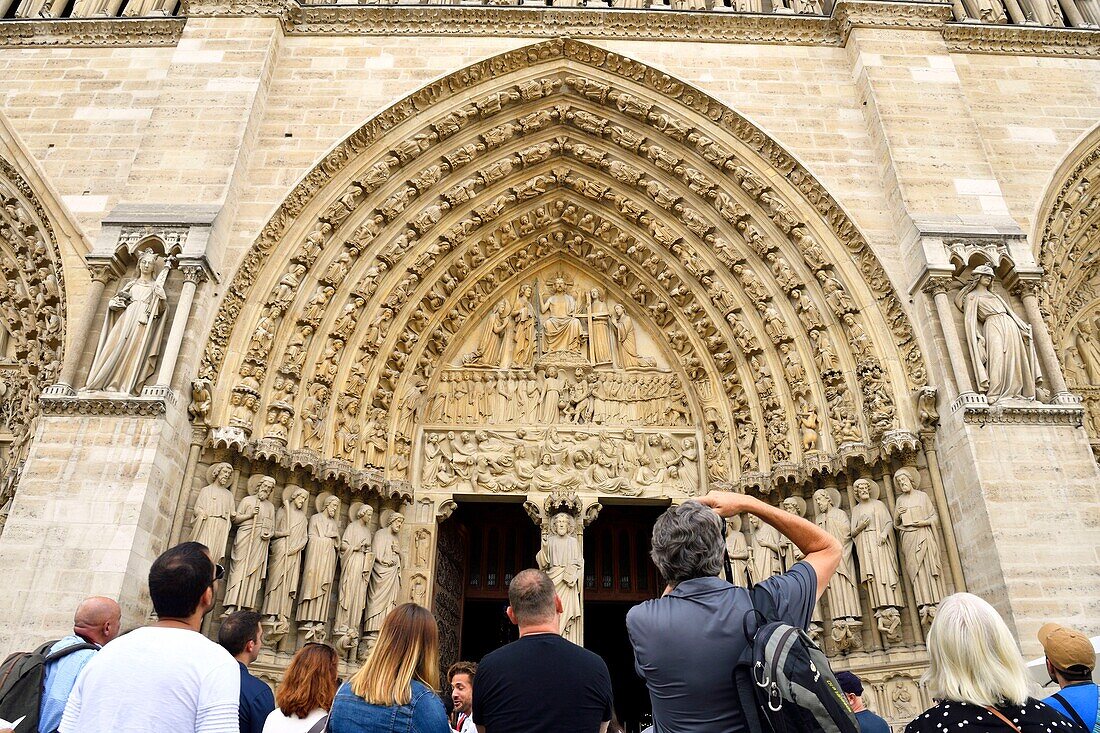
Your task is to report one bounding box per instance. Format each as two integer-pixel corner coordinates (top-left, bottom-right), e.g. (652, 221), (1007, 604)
(812, 487), (842, 512)
(316, 491), (339, 514)
(550, 511), (577, 534)
(854, 477), (881, 501)
(247, 474), (274, 495)
(894, 466), (921, 491)
(283, 485), (307, 508)
(727, 514), (743, 532)
(782, 495), (807, 517)
(349, 501), (372, 522)
(380, 508), (403, 528)
(207, 462), (233, 486)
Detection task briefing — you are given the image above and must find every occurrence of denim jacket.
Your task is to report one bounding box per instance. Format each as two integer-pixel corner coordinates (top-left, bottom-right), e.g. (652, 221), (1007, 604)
(329, 679), (451, 733)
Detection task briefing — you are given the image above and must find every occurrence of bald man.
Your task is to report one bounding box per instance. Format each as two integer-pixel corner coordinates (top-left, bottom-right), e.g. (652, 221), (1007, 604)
(38, 597), (121, 733)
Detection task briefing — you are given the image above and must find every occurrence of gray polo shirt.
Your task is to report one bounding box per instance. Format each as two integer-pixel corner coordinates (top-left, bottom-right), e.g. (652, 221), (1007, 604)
(626, 561), (817, 733)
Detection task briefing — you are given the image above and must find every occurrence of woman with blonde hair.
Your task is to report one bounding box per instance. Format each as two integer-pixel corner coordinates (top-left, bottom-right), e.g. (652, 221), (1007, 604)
(263, 643), (339, 733)
(329, 603), (450, 733)
(905, 593), (1084, 732)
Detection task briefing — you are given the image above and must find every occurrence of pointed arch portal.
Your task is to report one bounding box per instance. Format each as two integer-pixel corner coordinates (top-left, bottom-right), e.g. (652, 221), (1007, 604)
(190, 40), (949, 697)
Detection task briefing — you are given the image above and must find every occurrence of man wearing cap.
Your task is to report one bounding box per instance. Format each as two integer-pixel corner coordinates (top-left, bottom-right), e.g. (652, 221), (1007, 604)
(834, 671), (890, 733)
(1040, 622), (1098, 731)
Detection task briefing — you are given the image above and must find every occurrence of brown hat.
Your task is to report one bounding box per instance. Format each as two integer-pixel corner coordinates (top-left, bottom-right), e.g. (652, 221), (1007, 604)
(1038, 623), (1095, 673)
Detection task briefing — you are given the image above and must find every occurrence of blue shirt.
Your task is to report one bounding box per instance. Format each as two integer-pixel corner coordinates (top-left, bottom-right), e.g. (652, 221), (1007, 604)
(39, 636), (98, 733)
(329, 679), (450, 733)
(238, 662), (276, 733)
(626, 561), (817, 733)
(856, 709), (892, 733)
(1044, 682), (1099, 730)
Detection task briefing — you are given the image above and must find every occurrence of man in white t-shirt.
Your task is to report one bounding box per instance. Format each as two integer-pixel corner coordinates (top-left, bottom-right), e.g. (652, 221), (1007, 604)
(59, 542), (240, 733)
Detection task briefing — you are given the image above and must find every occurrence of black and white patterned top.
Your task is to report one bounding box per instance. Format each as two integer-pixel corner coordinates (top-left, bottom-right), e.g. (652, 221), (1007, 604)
(905, 699), (1088, 733)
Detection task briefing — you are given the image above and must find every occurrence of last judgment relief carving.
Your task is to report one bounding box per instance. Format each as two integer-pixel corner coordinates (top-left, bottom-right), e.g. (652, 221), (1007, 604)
(183, 41), (953, 707)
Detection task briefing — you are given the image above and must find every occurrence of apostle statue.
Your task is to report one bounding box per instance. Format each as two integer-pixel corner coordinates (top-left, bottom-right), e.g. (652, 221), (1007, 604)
(955, 264), (1040, 403)
(536, 512), (583, 645)
(813, 487), (862, 650)
(850, 478), (903, 643)
(335, 503), (375, 656)
(463, 299), (509, 367)
(540, 277), (583, 356)
(223, 474), (276, 614)
(262, 486), (309, 636)
(747, 514), (782, 583)
(85, 249), (171, 394)
(612, 304), (653, 369)
(365, 510), (405, 638)
(721, 515), (750, 584)
(779, 496), (824, 640)
(511, 284), (537, 367)
(893, 467), (947, 626)
(296, 493), (341, 641)
(189, 462), (236, 565)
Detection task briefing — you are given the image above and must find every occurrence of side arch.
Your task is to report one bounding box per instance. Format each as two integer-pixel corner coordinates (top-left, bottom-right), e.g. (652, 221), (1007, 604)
(0, 112), (84, 519)
(200, 38), (929, 495)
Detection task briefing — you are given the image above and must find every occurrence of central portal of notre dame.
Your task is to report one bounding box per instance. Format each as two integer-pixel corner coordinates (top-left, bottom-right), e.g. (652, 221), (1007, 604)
(167, 39), (960, 726)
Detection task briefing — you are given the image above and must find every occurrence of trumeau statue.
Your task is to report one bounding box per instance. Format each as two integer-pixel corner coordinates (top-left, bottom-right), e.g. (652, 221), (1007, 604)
(189, 462), (236, 565)
(537, 512), (583, 645)
(365, 510), (404, 635)
(85, 249), (171, 394)
(813, 487), (862, 649)
(297, 494), (341, 640)
(262, 486), (309, 627)
(223, 474), (277, 614)
(893, 467), (947, 625)
(335, 501), (375, 652)
(851, 478), (904, 643)
(955, 264), (1041, 403)
(747, 514), (782, 583)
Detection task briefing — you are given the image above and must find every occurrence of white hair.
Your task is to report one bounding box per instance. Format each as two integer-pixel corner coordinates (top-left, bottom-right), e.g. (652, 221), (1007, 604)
(922, 593), (1030, 707)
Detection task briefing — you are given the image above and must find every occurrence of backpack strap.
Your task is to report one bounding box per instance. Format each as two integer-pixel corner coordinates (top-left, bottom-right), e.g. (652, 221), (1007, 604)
(43, 642), (98, 664)
(303, 713), (329, 733)
(983, 706), (1022, 733)
(1050, 693), (1089, 731)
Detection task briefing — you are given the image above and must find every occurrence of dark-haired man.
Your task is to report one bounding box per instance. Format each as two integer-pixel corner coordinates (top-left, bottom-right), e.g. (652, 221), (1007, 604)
(473, 569), (613, 733)
(59, 542), (240, 733)
(218, 611), (274, 733)
(447, 661), (477, 733)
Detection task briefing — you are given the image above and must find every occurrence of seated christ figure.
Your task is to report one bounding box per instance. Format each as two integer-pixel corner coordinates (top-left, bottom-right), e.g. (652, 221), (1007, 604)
(541, 276), (583, 356)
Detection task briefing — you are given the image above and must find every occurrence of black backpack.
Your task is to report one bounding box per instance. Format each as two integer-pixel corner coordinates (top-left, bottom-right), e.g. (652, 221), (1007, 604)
(0, 639), (98, 732)
(732, 587), (859, 733)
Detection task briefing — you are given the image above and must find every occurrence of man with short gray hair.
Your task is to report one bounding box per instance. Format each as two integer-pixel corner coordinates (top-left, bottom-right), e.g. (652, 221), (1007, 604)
(627, 493), (842, 733)
(473, 569), (613, 733)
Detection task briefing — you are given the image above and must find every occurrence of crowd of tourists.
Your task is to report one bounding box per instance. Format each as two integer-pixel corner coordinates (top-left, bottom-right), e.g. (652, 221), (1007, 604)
(1, 490), (1095, 733)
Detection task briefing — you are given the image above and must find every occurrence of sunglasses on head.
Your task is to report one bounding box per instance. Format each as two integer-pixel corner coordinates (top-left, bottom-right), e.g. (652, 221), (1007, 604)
(213, 563), (225, 583)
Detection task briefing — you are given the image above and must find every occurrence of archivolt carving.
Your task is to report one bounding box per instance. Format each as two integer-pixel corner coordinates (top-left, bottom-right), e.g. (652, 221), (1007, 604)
(0, 154), (68, 513)
(200, 39), (927, 492)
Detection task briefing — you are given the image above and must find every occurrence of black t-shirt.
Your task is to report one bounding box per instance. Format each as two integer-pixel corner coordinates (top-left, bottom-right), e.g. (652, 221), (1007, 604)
(473, 633), (613, 733)
(905, 699), (1088, 733)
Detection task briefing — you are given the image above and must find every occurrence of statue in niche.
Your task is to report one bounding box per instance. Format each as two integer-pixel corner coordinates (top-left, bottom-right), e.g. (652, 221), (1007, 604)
(587, 288), (614, 366)
(539, 367), (565, 424)
(812, 488), (862, 651)
(365, 510), (404, 639)
(780, 497), (824, 641)
(1074, 317), (1100, 384)
(463, 299), (509, 367)
(722, 515), (750, 584)
(334, 502), (374, 656)
(223, 475), (277, 614)
(955, 264), (1040, 403)
(189, 462), (236, 565)
(262, 486), (309, 639)
(537, 512), (583, 645)
(85, 249), (171, 394)
(612, 304), (654, 368)
(512, 284), (537, 367)
(541, 277), (583, 356)
(748, 514), (782, 583)
(891, 681), (916, 719)
(678, 438), (700, 495)
(296, 494), (341, 641)
(851, 478), (903, 644)
(893, 467), (946, 626)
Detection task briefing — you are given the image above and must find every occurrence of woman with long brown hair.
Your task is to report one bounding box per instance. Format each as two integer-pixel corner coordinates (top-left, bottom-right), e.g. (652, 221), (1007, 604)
(329, 603), (450, 733)
(263, 643), (339, 733)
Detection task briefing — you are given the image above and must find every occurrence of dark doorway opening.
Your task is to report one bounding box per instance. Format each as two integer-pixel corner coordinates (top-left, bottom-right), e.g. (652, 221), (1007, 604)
(585, 601), (652, 733)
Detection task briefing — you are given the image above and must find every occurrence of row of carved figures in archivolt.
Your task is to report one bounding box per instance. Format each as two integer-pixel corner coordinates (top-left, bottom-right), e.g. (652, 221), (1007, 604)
(423, 368), (690, 427)
(188, 466), (423, 659)
(419, 427), (703, 496)
(731, 468), (949, 655)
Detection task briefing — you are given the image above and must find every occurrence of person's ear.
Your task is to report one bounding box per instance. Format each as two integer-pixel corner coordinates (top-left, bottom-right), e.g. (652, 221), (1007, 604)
(505, 606), (517, 625)
(555, 595), (563, 614)
(201, 585), (215, 611)
(845, 692), (858, 707)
